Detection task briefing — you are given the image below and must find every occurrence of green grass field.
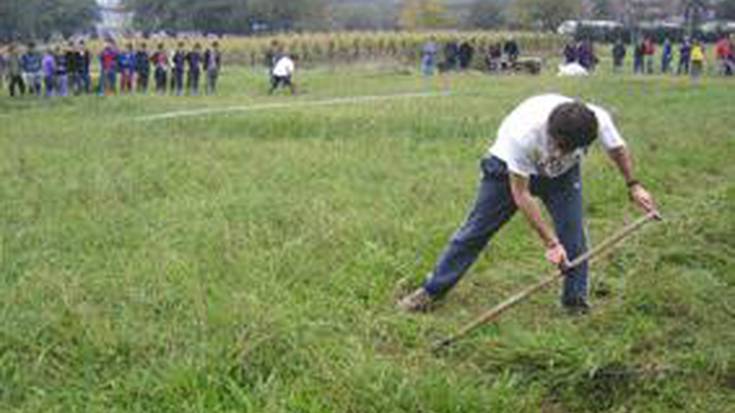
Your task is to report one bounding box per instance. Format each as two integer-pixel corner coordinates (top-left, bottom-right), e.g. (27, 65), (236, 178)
(1, 66), (734, 412)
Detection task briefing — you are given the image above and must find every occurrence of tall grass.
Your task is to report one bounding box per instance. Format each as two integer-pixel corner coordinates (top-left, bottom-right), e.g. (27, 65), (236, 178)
(0, 68), (733, 412)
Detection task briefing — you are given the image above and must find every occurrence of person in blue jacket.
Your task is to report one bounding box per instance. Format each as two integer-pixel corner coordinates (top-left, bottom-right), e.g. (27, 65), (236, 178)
(186, 43), (202, 95)
(99, 41), (119, 95)
(661, 38), (673, 74)
(21, 42), (43, 96)
(118, 43), (136, 94)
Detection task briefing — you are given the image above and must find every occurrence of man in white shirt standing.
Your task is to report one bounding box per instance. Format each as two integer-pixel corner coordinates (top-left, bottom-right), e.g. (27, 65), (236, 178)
(269, 54), (296, 95)
(398, 94), (659, 314)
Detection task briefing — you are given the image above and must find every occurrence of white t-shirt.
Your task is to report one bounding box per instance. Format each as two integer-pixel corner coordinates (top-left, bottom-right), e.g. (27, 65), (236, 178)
(272, 56), (294, 77)
(489, 94), (625, 178)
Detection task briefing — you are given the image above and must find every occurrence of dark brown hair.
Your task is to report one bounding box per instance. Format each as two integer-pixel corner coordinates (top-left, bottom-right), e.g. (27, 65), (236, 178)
(548, 102), (599, 151)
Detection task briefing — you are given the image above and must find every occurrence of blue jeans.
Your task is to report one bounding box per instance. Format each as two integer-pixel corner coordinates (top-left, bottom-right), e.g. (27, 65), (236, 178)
(81, 71), (91, 93)
(55, 74), (68, 97)
(173, 70), (184, 96)
(421, 56), (435, 76)
(206, 69), (219, 94)
(423, 156), (588, 305)
(44, 75), (55, 97)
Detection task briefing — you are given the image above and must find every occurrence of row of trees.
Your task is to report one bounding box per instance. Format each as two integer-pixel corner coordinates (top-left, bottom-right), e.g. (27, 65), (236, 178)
(124, 0), (328, 33)
(470, 0), (735, 31)
(123, 0), (588, 33)
(124, 0), (735, 33)
(2, 0), (735, 41)
(0, 0), (99, 41)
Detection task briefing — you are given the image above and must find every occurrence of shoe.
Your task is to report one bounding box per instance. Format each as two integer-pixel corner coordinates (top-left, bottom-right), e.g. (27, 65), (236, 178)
(562, 297), (592, 315)
(397, 288), (434, 313)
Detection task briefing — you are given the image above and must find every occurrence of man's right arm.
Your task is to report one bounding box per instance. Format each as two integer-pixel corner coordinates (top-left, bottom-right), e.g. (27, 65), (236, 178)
(509, 172), (568, 266)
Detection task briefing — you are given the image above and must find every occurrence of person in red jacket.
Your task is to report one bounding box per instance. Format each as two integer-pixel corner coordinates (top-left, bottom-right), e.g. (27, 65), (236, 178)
(100, 42), (118, 95)
(715, 35), (733, 76)
(643, 37), (656, 74)
(151, 43), (169, 95)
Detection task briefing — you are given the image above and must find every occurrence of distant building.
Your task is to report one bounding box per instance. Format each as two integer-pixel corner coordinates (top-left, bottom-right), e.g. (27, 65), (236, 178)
(97, 0), (133, 37)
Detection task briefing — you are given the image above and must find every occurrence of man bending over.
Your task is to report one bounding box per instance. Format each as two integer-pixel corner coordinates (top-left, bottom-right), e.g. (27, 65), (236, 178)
(398, 94), (658, 314)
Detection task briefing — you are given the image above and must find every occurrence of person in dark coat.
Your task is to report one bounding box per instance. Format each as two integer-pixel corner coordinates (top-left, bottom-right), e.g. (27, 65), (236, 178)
(65, 42), (79, 95)
(458, 40), (475, 70)
(77, 41), (92, 94)
(577, 40), (597, 71)
(186, 43), (202, 95)
(54, 45), (69, 97)
(633, 41), (645, 74)
(677, 38), (691, 75)
(485, 43), (503, 72)
(564, 42), (577, 64)
(7, 44), (26, 97)
(504, 38), (519, 63)
(172, 42), (187, 96)
(203, 41), (222, 95)
(135, 43), (151, 93)
(612, 39), (626, 73)
(443, 40), (460, 72)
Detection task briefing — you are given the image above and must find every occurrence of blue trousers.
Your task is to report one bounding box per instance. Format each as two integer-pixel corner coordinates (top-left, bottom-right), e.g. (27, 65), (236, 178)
(80, 72), (91, 93)
(423, 156), (588, 305)
(173, 70), (184, 96)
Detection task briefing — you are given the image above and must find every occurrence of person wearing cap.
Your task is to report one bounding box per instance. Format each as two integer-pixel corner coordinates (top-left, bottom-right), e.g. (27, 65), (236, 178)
(398, 94), (659, 314)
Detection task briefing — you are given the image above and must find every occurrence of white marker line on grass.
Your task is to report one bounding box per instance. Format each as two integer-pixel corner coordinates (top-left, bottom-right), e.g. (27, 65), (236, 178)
(135, 91), (450, 122)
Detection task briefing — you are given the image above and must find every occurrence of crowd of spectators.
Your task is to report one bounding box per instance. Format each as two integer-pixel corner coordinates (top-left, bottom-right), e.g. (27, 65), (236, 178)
(421, 37), (522, 75)
(1, 39), (222, 98)
(560, 34), (733, 81)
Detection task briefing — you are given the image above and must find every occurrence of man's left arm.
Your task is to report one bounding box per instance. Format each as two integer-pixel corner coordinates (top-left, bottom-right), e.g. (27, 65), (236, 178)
(607, 146), (660, 217)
